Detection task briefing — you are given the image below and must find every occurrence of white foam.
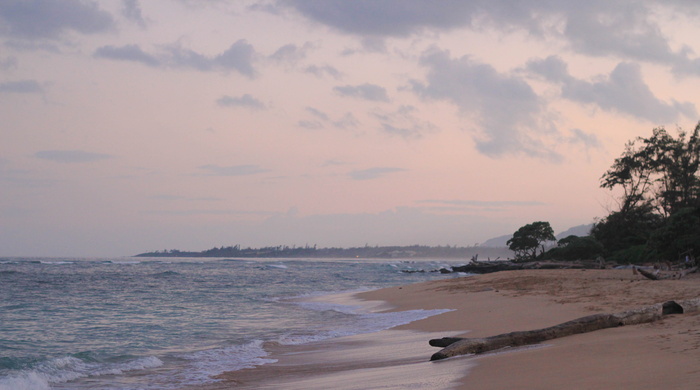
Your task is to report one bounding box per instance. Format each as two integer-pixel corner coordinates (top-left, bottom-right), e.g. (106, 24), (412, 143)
(276, 288), (455, 347)
(0, 372), (50, 390)
(279, 299), (453, 345)
(261, 329), (476, 390)
(0, 355), (164, 389)
(176, 340), (277, 385)
(295, 300), (365, 315)
(38, 261), (74, 265)
(95, 356), (164, 376)
(284, 288), (373, 302)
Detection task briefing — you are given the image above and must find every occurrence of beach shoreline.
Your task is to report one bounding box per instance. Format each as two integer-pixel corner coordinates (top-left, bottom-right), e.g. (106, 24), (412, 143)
(208, 269), (700, 389)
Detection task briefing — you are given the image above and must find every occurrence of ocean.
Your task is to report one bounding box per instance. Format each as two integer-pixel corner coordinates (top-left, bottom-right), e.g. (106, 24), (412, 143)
(0, 257), (465, 390)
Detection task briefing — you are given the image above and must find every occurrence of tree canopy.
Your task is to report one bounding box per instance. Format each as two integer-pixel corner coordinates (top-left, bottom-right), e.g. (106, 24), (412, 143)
(601, 124), (700, 217)
(594, 122), (700, 263)
(507, 221), (555, 260)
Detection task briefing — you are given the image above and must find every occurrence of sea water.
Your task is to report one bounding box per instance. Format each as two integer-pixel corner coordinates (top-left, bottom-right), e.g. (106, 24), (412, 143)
(0, 257), (465, 390)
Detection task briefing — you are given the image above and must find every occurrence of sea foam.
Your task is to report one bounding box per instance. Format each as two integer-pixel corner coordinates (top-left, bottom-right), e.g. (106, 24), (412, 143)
(174, 340), (277, 386)
(0, 355), (163, 390)
(279, 298), (453, 345)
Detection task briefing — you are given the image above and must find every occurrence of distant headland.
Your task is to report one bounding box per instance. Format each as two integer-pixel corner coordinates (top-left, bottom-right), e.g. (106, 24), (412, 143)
(135, 244), (513, 260)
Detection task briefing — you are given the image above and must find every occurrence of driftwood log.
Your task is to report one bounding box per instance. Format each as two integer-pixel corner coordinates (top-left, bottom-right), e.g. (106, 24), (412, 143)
(636, 266), (697, 280)
(429, 298), (700, 361)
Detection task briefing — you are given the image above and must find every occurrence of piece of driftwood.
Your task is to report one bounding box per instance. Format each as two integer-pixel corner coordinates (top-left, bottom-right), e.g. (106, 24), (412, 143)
(429, 298), (700, 361)
(636, 266), (698, 280)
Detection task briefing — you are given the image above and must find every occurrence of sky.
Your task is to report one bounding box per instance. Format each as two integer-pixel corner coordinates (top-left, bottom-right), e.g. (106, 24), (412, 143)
(2, 1), (700, 257)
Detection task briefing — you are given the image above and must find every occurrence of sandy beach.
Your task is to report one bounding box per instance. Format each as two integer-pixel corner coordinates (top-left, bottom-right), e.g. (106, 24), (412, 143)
(209, 269), (700, 389)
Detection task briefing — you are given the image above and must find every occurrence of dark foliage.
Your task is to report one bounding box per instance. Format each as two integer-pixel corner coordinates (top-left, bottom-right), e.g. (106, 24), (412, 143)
(542, 235), (604, 261)
(648, 206), (700, 262)
(591, 206), (663, 257)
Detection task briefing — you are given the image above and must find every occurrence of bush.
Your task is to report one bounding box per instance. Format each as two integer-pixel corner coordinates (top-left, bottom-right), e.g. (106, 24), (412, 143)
(607, 245), (651, 264)
(648, 207), (700, 262)
(543, 235), (604, 260)
(591, 207), (662, 256)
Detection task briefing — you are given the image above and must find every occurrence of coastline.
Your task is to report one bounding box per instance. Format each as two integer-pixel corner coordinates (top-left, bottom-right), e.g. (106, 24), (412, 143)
(207, 269), (700, 389)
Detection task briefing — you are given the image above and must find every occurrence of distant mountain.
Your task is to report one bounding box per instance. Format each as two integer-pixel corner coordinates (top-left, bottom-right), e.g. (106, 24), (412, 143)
(555, 224), (594, 240)
(481, 223), (594, 247)
(480, 234), (512, 248)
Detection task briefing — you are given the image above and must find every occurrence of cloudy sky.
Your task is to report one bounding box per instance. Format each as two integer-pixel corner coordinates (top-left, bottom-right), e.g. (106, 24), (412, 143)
(2, 1), (699, 257)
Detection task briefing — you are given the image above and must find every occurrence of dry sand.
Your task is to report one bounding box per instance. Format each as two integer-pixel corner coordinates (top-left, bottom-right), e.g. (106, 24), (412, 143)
(207, 269), (700, 389)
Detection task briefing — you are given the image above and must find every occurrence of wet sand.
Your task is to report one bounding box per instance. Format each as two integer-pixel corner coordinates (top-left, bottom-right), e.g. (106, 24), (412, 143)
(208, 269), (700, 389)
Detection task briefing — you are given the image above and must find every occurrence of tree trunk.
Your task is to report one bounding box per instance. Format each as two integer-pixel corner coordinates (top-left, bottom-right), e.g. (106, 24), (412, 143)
(429, 298), (700, 361)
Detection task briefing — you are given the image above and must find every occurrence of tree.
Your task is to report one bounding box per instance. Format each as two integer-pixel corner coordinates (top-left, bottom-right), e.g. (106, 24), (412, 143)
(652, 127), (700, 215)
(600, 139), (655, 215)
(601, 123), (700, 217)
(597, 122), (700, 263)
(507, 221), (555, 260)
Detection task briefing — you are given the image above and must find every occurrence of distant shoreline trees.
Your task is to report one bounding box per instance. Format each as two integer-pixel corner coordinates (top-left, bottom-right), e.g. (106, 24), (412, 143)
(135, 244), (513, 259)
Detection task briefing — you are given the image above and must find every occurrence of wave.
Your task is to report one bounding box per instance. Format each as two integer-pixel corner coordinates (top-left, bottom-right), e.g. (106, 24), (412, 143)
(0, 372), (50, 390)
(271, 287), (374, 304)
(277, 308), (452, 345)
(295, 300), (366, 315)
(172, 340), (276, 386)
(0, 344), (274, 390)
(217, 258), (248, 263)
(279, 295), (453, 345)
(148, 270), (181, 278)
(0, 355), (163, 390)
(106, 260), (142, 265)
(38, 261), (74, 265)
